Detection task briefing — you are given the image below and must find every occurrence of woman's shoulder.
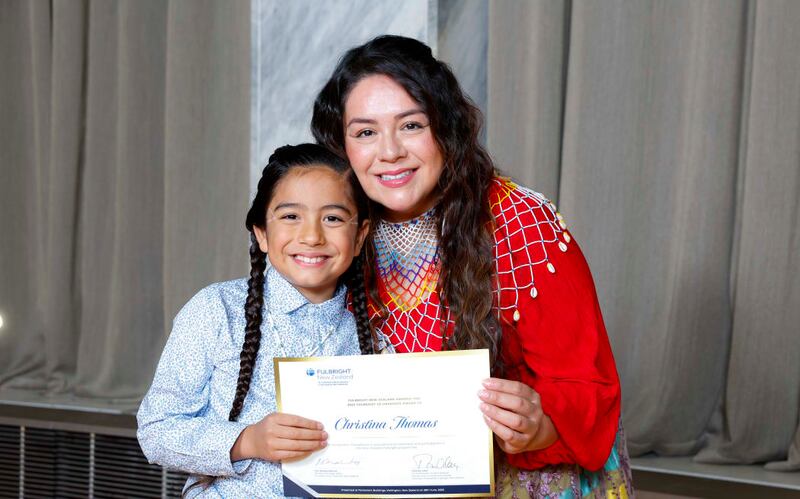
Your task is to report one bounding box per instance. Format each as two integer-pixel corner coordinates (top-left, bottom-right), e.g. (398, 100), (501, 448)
(488, 176), (567, 245)
(488, 176), (554, 212)
(487, 177), (575, 297)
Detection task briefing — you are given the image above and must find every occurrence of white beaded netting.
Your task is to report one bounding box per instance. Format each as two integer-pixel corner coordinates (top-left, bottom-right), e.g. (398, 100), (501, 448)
(372, 208), (452, 352)
(490, 179), (570, 316)
(371, 178), (571, 353)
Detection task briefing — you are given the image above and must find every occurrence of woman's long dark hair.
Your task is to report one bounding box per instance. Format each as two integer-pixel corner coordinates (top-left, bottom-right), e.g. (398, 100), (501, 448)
(311, 35), (502, 366)
(187, 143), (374, 496)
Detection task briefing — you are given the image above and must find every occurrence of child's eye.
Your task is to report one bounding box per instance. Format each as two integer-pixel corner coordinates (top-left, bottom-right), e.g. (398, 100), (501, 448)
(322, 215), (347, 227)
(278, 213), (300, 223)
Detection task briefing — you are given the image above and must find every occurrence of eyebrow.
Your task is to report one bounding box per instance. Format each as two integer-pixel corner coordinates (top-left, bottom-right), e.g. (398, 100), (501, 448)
(273, 202), (353, 215)
(346, 108), (426, 128)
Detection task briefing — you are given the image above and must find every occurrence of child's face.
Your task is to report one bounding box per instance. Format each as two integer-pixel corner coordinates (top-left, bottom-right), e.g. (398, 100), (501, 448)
(253, 166), (369, 304)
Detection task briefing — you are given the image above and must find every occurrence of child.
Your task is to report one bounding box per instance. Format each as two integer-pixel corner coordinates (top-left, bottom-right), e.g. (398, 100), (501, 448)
(137, 143), (374, 498)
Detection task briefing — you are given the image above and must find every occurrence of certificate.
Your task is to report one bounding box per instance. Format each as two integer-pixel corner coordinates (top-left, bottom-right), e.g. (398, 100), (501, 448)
(274, 350), (494, 498)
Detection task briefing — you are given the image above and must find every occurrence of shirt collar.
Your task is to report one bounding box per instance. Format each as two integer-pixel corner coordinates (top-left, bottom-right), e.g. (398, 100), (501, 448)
(265, 265), (348, 319)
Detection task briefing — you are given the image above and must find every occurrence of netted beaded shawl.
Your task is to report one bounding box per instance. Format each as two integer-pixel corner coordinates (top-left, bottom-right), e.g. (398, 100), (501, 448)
(370, 177), (572, 353)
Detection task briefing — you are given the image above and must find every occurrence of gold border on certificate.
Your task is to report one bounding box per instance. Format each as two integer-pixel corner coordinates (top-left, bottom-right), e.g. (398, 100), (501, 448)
(274, 350), (495, 498)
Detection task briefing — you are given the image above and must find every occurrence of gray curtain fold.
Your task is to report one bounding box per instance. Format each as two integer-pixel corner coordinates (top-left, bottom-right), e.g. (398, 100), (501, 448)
(488, 0), (568, 202)
(488, 0), (800, 469)
(697, 0), (800, 467)
(163, 0), (253, 324)
(0, 0), (249, 409)
(0, 0), (51, 392)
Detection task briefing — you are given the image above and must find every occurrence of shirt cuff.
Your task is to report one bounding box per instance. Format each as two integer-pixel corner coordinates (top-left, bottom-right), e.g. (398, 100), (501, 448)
(203, 420), (250, 476)
(232, 457), (254, 475)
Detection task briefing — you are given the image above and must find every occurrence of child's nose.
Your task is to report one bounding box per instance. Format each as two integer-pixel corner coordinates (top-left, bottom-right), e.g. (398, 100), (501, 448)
(298, 219), (325, 245)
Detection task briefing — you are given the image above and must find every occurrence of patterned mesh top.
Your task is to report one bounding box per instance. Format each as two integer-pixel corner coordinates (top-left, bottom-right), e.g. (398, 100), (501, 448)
(369, 177), (627, 474)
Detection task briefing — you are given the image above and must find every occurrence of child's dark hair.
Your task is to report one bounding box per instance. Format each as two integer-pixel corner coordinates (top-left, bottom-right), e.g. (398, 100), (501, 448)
(186, 143), (373, 495)
(233, 142), (374, 420)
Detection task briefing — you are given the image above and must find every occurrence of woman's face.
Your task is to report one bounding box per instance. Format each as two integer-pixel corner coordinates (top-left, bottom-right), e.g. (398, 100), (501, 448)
(343, 75), (444, 222)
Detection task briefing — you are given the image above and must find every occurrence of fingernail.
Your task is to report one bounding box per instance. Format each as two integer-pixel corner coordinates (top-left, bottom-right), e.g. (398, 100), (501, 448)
(479, 403), (489, 412)
(478, 389), (489, 399)
(321, 431), (328, 439)
(482, 379), (496, 388)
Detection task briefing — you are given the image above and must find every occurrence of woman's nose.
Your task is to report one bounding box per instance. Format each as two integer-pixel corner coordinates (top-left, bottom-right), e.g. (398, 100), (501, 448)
(378, 131), (407, 162)
(298, 219), (325, 245)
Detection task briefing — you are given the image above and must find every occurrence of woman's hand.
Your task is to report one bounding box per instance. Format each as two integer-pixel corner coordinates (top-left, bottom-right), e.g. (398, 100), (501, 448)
(479, 378), (558, 454)
(231, 412), (327, 463)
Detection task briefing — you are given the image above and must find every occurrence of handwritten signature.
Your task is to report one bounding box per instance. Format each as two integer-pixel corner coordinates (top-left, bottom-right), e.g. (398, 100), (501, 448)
(412, 453), (460, 471)
(315, 456), (361, 466)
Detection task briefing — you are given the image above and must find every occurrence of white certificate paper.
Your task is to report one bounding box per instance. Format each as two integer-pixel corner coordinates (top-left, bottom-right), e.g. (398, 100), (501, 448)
(274, 350), (494, 498)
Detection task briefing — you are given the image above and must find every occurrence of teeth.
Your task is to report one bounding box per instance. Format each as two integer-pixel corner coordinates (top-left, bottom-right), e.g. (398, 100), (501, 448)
(381, 170), (412, 181)
(295, 255), (325, 264)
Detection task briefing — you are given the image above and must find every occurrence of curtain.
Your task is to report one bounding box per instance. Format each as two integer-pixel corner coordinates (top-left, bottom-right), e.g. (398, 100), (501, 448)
(488, 0), (800, 469)
(0, 0), (250, 410)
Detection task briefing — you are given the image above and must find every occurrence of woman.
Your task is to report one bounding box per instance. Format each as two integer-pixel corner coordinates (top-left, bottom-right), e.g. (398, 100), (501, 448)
(312, 35), (633, 498)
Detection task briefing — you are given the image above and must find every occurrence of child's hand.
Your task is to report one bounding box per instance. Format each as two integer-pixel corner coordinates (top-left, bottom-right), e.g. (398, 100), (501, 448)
(232, 412), (328, 463)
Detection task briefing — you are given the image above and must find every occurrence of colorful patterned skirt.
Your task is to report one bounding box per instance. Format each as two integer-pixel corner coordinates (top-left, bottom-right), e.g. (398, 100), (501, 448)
(495, 425), (633, 499)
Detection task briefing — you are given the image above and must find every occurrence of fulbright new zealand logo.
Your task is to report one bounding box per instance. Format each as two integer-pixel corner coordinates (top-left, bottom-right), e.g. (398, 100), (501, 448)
(307, 367), (354, 386)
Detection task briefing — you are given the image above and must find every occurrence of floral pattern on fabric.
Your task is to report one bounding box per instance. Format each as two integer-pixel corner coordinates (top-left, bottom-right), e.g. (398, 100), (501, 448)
(496, 425), (634, 499)
(137, 267), (360, 498)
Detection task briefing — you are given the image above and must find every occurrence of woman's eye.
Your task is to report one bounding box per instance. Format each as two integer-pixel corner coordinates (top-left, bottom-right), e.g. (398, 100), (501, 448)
(355, 129), (376, 138)
(402, 121), (425, 131)
(279, 213), (300, 222)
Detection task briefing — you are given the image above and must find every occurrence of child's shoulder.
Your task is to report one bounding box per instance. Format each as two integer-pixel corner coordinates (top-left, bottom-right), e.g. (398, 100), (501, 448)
(176, 278), (250, 321)
(201, 277), (250, 301)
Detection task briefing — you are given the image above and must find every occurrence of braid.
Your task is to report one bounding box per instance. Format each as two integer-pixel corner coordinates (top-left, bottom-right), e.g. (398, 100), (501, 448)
(182, 236), (265, 496)
(229, 234), (267, 421)
(348, 256), (375, 354)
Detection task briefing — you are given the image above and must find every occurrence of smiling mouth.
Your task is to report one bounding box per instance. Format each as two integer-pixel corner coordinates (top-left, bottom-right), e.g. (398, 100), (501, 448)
(293, 255), (328, 264)
(380, 170), (414, 181)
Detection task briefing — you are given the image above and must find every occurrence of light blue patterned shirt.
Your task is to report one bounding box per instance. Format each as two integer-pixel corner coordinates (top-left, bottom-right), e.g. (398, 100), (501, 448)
(137, 266), (360, 498)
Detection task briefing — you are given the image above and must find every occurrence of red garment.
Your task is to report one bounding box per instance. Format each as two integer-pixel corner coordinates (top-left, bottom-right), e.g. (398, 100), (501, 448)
(370, 177), (621, 471)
